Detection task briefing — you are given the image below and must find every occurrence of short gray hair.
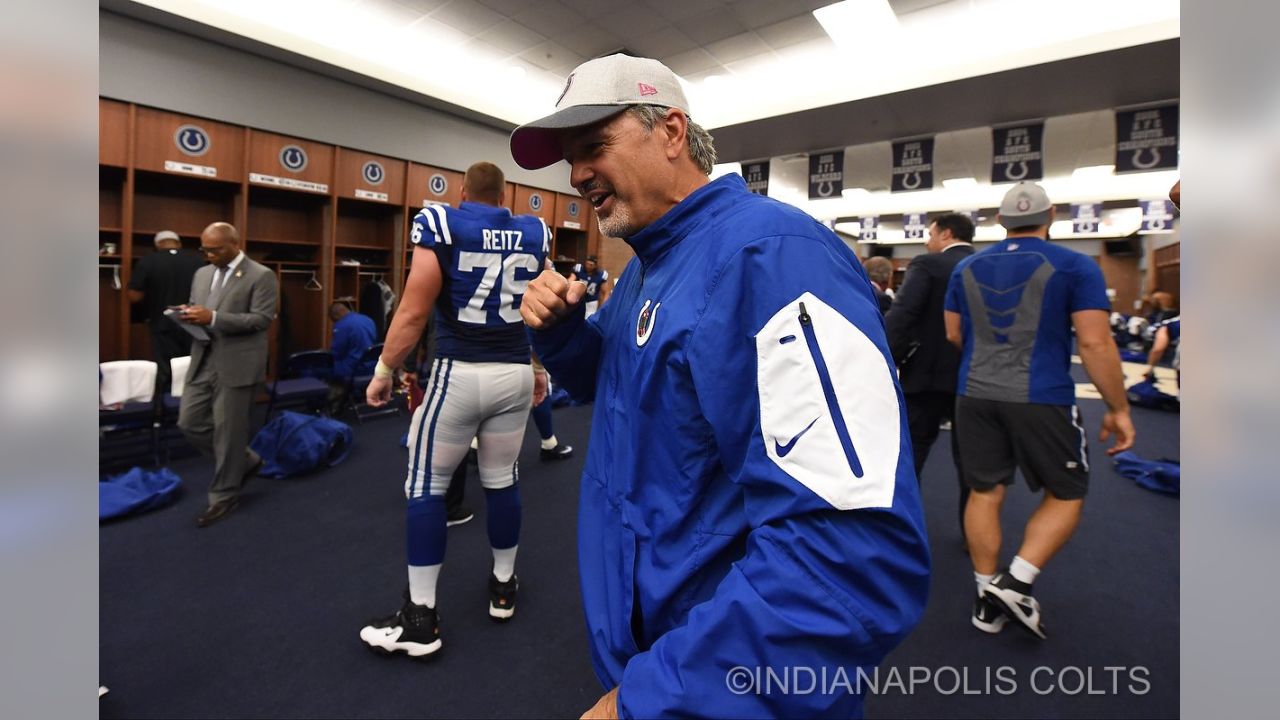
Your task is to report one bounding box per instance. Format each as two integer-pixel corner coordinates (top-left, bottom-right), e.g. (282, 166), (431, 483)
(626, 105), (717, 175)
(863, 256), (893, 285)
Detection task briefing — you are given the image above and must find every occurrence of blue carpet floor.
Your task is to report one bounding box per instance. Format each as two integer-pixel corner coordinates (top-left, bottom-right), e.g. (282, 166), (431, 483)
(101, 394), (1179, 718)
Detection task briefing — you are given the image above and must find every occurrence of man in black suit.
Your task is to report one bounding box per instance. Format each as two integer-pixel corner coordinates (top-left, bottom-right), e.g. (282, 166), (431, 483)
(885, 213), (975, 537)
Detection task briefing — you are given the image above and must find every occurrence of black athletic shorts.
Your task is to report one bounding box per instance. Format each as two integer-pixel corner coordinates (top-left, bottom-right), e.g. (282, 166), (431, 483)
(954, 396), (1090, 500)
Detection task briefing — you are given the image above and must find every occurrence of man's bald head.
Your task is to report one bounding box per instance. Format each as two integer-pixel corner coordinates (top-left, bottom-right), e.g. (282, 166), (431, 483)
(203, 222), (240, 244)
(200, 222), (242, 267)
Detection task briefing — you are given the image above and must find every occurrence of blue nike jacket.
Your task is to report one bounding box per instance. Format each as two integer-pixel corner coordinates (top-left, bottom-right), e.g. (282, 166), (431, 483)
(532, 174), (930, 718)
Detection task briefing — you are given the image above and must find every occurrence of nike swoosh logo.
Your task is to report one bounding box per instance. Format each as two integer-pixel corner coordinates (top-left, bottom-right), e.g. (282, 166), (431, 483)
(775, 417), (819, 457)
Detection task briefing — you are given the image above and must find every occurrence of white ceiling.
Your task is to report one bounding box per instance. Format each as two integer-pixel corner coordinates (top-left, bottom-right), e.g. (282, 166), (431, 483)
(122, 0), (1179, 129)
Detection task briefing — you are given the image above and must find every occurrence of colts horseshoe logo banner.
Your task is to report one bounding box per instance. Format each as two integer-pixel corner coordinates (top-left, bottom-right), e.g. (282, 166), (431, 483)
(743, 161), (770, 195)
(992, 123), (1044, 183)
(1116, 104), (1178, 173)
(891, 138), (933, 193)
(903, 213), (927, 239)
(1072, 203), (1103, 234)
(808, 152), (843, 199)
(1140, 200), (1176, 232)
(860, 216), (879, 242)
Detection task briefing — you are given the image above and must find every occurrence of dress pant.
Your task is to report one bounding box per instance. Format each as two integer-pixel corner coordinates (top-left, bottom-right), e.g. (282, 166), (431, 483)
(178, 356), (256, 505)
(904, 391), (968, 538)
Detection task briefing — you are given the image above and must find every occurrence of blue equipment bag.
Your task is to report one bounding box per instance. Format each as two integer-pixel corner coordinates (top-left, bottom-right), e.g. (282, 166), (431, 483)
(250, 411), (354, 478)
(1126, 378), (1180, 412)
(100, 467), (182, 520)
(1113, 451), (1180, 495)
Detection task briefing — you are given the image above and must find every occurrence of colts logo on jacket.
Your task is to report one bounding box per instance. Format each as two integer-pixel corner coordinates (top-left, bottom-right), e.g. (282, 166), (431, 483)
(636, 299), (661, 347)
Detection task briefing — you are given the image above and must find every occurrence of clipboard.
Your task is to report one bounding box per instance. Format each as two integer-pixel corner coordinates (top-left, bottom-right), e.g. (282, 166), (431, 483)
(164, 307), (211, 342)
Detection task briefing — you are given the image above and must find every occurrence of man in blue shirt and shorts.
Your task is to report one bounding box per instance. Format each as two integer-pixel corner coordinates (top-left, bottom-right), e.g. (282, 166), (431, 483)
(945, 181), (1135, 639)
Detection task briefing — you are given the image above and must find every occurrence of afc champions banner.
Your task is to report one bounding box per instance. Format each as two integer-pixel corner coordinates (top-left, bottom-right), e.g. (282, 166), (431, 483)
(743, 160), (770, 195)
(808, 151), (844, 199)
(1072, 203), (1103, 234)
(903, 213), (927, 239)
(1116, 103), (1178, 173)
(891, 138), (934, 193)
(860, 216), (879, 241)
(1141, 199), (1176, 232)
(992, 123), (1044, 183)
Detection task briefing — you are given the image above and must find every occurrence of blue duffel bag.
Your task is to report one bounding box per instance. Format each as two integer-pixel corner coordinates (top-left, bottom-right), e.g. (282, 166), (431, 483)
(100, 467), (182, 520)
(250, 411), (354, 478)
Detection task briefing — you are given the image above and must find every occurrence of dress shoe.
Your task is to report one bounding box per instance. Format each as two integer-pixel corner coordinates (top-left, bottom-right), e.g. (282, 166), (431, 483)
(196, 498), (239, 528)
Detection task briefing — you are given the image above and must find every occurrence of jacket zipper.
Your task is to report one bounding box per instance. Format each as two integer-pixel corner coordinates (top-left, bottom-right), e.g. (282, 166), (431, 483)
(798, 302), (864, 477)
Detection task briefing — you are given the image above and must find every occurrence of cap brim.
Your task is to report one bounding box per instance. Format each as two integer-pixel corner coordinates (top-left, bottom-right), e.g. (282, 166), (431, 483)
(510, 105), (629, 170)
(999, 209), (1052, 229)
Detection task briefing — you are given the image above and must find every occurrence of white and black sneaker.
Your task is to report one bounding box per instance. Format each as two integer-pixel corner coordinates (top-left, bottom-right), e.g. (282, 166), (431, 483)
(982, 572), (1046, 639)
(446, 505), (474, 527)
(489, 573), (518, 622)
(972, 593), (1008, 634)
(359, 592), (442, 658)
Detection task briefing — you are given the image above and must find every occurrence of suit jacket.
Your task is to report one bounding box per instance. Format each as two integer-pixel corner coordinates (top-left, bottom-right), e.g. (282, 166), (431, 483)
(186, 256), (278, 388)
(884, 243), (974, 395)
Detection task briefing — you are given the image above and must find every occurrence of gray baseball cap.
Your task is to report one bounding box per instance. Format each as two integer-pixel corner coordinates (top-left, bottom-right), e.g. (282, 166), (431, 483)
(510, 54), (690, 170)
(154, 230), (180, 244)
(998, 181), (1054, 229)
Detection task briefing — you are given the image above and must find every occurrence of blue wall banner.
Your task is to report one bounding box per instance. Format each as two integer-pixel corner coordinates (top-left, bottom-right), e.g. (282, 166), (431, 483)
(992, 123), (1044, 182)
(891, 138), (934, 193)
(808, 151), (844, 199)
(903, 213), (927, 239)
(1072, 203), (1103, 234)
(1140, 199), (1176, 232)
(1116, 104), (1179, 173)
(860, 216), (879, 241)
(743, 160), (770, 195)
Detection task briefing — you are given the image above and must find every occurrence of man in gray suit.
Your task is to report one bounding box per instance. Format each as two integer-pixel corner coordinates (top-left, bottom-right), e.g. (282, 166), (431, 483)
(177, 222), (278, 527)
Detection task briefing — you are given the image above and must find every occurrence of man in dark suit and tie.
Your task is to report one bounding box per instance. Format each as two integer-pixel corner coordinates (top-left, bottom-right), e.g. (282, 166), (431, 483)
(884, 213), (975, 538)
(176, 222), (278, 527)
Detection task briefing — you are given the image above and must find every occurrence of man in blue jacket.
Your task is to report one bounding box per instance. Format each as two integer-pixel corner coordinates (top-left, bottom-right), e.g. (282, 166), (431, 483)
(326, 300), (377, 415)
(513, 54), (930, 719)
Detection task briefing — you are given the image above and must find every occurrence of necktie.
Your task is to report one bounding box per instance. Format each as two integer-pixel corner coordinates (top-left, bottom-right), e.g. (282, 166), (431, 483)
(208, 266), (230, 307)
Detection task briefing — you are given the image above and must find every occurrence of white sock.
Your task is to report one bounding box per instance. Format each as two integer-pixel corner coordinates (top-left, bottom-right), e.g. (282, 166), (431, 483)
(540, 435), (558, 451)
(1010, 555), (1041, 586)
(407, 564), (441, 608)
(492, 546), (518, 582)
(974, 572), (995, 596)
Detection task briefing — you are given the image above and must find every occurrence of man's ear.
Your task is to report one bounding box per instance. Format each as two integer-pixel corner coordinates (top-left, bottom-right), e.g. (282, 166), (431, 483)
(662, 109), (688, 162)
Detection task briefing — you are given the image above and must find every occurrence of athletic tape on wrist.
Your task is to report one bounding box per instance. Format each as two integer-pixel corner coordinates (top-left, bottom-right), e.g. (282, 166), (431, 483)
(374, 359), (394, 379)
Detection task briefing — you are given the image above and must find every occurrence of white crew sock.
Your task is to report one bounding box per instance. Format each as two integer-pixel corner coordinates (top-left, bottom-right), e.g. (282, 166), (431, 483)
(974, 572), (995, 596)
(1010, 555), (1041, 586)
(540, 435), (558, 451)
(492, 546), (518, 582)
(407, 564), (441, 608)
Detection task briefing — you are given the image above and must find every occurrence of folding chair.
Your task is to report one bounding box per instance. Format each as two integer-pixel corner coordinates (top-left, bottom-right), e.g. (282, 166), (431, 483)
(99, 360), (159, 472)
(265, 350), (334, 419)
(347, 343), (400, 423)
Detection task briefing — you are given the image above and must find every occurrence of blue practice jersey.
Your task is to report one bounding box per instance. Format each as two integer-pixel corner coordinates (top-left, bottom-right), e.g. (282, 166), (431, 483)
(945, 236), (1109, 405)
(411, 202), (550, 364)
(572, 263), (609, 303)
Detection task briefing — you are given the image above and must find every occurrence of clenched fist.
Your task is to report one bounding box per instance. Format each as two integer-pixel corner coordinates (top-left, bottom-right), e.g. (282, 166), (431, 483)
(521, 258), (588, 330)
